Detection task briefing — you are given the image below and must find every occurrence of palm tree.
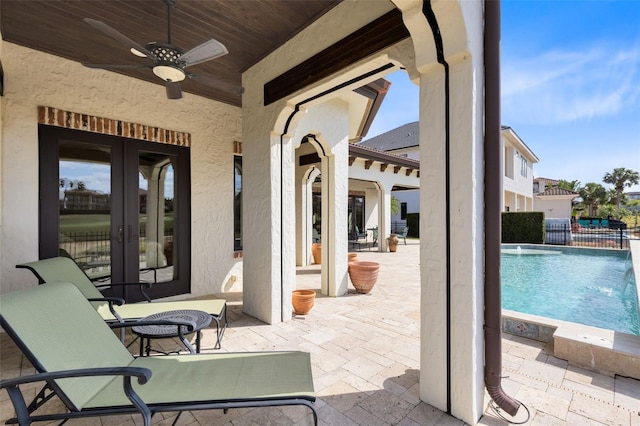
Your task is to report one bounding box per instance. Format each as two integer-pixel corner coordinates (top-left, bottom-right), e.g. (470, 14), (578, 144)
(603, 167), (639, 207)
(391, 196), (400, 216)
(579, 182), (606, 216)
(556, 179), (581, 192)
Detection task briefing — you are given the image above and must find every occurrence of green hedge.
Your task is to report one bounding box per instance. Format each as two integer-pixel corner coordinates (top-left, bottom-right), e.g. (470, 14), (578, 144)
(406, 213), (419, 238)
(501, 212), (545, 243)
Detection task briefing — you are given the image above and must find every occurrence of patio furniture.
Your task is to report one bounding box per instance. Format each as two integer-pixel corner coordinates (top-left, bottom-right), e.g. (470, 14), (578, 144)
(368, 227), (379, 247)
(132, 309), (212, 356)
(16, 257), (227, 349)
(396, 227), (409, 245)
(350, 226), (370, 251)
(0, 282), (317, 426)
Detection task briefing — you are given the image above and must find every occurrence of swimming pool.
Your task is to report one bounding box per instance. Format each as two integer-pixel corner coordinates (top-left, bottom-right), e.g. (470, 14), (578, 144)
(501, 246), (640, 335)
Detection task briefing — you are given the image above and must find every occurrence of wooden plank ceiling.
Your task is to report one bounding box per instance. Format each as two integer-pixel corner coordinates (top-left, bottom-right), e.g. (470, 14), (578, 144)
(0, 0), (341, 106)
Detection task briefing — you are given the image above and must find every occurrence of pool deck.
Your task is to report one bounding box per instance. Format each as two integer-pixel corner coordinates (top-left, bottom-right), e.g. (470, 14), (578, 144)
(1, 241), (639, 425)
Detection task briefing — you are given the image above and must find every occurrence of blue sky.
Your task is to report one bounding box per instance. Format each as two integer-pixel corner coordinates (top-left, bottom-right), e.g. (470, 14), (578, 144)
(365, 0), (640, 192)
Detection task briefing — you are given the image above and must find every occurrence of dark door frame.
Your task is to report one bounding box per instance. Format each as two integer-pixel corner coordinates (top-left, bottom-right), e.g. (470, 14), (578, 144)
(38, 124), (191, 301)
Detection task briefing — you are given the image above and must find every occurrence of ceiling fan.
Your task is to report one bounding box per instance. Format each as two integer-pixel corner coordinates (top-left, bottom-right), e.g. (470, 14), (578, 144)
(82, 0), (242, 100)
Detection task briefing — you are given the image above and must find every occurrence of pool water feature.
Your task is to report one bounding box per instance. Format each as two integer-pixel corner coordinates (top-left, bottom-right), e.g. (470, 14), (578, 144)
(501, 246), (639, 335)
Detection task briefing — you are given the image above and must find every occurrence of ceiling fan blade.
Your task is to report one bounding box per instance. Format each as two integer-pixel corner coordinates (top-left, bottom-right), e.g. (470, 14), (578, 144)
(83, 18), (155, 59)
(188, 72), (244, 96)
(166, 81), (183, 99)
(181, 39), (229, 67)
(83, 63), (150, 70)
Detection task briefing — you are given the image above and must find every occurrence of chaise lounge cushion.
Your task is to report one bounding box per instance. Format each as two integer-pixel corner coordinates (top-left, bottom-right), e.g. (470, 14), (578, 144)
(17, 256), (226, 321)
(0, 282), (316, 422)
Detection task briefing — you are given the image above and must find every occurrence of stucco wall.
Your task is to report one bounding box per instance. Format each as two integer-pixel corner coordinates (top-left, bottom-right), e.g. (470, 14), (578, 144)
(0, 42), (242, 296)
(533, 197), (573, 219)
(502, 140), (534, 199)
(391, 189), (419, 222)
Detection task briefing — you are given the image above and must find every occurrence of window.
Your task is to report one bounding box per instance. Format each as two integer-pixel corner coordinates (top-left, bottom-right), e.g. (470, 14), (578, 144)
(401, 202), (407, 220)
(234, 155), (242, 251)
(347, 195), (365, 235)
(520, 156), (528, 177)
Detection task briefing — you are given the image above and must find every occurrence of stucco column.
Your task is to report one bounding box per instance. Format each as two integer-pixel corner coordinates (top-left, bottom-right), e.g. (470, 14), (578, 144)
(418, 52), (485, 426)
(243, 125), (296, 324)
(378, 185), (392, 252)
(319, 138), (349, 296)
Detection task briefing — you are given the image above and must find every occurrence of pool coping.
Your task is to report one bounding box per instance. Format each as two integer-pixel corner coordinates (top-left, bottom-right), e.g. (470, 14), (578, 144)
(501, 241), (640, 380)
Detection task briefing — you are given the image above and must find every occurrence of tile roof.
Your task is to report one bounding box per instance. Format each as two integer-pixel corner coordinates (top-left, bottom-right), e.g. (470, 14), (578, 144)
(358, 121), (419, 151)
(536, 187), (579, 197)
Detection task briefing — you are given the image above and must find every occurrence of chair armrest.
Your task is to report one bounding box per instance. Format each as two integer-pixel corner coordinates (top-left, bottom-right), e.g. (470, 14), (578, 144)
(0, 366), (152, 388)
(1, 367), (152, 426)
(88, 297), (125, 322)
(95, 282), (153, 302)
(88, 296), (125, 306)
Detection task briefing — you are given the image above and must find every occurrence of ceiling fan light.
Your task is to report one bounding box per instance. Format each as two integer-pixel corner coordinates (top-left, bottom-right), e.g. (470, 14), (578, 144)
(153, 65), (185, 82)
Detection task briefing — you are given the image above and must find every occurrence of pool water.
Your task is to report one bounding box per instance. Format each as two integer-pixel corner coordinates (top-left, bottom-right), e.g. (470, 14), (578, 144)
(501, 248), (640, 335)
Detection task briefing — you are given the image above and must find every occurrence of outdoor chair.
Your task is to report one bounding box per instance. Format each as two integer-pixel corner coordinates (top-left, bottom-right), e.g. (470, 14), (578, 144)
(0, 282), (317, 426)
(396, 227), (409, 245)
(350, 226), (369, 250)
(17, 257), (227, 349)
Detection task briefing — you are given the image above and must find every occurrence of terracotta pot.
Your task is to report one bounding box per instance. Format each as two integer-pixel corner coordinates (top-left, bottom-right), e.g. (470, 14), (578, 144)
(348, 252), (359, 263)
(311, 243), (321, 264)
(292, 289), (316, 315)
(348, 261), (380, 294)
(387, 234), (399, 253)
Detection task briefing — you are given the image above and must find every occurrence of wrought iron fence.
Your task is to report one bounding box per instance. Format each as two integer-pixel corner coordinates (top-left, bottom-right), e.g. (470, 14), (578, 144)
(545, 223), (638, 249)
(391, 221), (407, 234)
(60, 230), (174, 267)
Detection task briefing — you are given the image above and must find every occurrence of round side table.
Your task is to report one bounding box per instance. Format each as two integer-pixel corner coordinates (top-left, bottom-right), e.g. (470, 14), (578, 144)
(132, 309), (212, 356)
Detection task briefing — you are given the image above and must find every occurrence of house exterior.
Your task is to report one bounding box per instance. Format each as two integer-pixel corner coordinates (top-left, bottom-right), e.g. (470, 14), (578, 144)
(501, 126), (539, 212)
(357, 121), (420, 228)
(359, 122), (540, 222)
(626, 191), (640, 212)
(0, 2), (508, 423)
(533, 178), (579, 219)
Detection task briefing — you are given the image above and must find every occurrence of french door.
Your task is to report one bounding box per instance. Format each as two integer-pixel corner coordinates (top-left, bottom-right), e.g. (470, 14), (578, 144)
(39, 125), (191, 302)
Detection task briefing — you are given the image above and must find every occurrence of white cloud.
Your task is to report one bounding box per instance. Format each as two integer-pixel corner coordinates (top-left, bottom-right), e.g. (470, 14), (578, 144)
(502, 43), (640, 125)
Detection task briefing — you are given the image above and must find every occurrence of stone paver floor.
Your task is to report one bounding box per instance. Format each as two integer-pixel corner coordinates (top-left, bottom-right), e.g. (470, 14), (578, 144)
(1, 241), (639, 425)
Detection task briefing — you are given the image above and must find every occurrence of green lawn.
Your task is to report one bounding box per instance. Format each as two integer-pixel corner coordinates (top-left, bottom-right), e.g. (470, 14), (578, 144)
(59, 213), (174, 235)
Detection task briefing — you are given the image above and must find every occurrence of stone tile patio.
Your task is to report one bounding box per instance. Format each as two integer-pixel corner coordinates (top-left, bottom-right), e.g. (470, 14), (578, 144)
(1, 241), (639, 425)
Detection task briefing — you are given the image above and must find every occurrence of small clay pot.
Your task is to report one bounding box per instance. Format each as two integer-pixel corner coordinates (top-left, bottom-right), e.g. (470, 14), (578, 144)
(292, 289), (316, 315)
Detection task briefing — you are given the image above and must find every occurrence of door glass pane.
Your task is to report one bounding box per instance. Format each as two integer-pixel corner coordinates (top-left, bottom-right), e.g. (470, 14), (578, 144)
(138, 152), (176, 283)
(234, 156), (242, 251)
(58, 141), (112, 281)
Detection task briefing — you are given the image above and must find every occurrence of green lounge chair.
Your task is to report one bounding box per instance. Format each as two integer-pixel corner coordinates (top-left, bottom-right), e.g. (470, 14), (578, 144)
(17, 257), (227, 349)
(0, 282), (317, 426)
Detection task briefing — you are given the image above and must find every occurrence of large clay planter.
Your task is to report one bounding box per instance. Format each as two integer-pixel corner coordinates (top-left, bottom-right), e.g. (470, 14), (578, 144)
(348, 261), (380, 294)
(311, 243), (321, 264)
(292, 289), (316, 315)
(387, 234), (399, 252)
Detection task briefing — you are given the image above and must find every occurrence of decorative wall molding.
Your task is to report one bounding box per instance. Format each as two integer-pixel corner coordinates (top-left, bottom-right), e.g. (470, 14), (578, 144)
(37, 106), (191, 146)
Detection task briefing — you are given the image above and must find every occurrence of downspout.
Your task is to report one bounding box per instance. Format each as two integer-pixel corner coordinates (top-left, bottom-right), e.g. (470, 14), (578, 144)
(483, 0), (521, 416)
